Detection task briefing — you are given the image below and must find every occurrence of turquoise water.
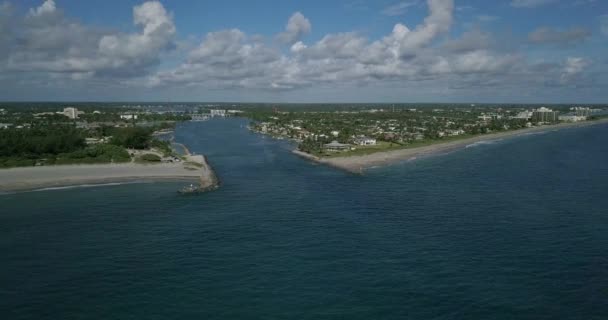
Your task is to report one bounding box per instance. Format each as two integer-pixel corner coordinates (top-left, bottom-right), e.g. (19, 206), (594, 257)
(2, 119), (608, 319)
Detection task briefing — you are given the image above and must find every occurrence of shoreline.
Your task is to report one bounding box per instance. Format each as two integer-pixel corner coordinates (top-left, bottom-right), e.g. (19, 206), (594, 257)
(0, 154), (219, 193)
(293, 118), (608, 173)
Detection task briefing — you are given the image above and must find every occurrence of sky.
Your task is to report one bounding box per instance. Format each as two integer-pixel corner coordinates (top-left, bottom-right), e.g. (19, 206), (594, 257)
(0, 0), (606, 103)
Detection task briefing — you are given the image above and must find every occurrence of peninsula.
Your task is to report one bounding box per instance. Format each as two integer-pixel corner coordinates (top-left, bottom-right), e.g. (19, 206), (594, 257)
(0, 103), (219, 192)
(294, 118), (608, 173)
(246, 104), (608, 173)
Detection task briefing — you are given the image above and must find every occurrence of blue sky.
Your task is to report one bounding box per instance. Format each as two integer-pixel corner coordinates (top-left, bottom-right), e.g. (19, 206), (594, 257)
(0, 0), (606, 103)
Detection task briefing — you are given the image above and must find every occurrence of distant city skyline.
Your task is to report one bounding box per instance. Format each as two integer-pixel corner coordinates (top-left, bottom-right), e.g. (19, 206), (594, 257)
(0, 0), (606, 103)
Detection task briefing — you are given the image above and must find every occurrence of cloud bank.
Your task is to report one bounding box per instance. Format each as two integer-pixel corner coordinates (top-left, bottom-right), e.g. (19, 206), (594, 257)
(0, 0), (602, 102)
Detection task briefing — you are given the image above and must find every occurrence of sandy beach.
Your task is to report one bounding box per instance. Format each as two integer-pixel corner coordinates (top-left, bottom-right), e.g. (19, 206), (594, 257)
(0, 154), (218, 192)
(294, 118), (608, 173)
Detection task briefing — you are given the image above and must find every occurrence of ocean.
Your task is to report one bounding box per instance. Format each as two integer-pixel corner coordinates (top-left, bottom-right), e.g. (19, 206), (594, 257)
(1, 118), (607, 319)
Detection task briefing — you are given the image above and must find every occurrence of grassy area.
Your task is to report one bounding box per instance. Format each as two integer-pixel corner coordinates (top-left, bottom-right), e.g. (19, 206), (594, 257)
(316, 134), (477, 158)
(134, 153), (162, 164)
(319, 141), (399, 158)
(184, 161), (203, 168)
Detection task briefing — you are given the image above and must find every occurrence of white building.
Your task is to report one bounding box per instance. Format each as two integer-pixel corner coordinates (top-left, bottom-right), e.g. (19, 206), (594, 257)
(448, 129), (465, 136)
(354, 136), (377, 146)
(514, 111), (533, 120)
(559, 115), (586, 122)
(62, 107), (82, 119)
(571, 107), (591, 117)
(324, 141), (351, 151)
(532, 107), (559, 123)
(120, 114), (138, 120)
(210, 109), (227, 117)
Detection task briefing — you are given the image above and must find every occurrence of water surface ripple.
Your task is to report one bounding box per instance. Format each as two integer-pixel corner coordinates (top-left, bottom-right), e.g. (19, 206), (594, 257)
(1, 119), (607, 319)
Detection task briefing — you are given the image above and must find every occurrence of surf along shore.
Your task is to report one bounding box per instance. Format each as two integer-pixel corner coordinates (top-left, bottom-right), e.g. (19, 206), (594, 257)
(293, 118), (608, 173)
(0, 153), (219, 193)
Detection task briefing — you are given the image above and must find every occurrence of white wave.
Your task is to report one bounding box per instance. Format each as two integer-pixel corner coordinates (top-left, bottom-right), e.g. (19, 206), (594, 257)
(519, 131), (547, 137)
(465, 139), (502, 148)
(32, 181), (144, 192)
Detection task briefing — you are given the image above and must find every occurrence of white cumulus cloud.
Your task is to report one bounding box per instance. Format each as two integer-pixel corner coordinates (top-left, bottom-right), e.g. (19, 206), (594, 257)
(277, 12), (311, 44)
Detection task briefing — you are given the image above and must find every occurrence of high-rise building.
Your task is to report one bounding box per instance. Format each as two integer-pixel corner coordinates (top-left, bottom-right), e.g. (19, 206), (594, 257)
(62, 107), (79, 119)
(572, 107), (591, 117)
(532, 107), (559, 123)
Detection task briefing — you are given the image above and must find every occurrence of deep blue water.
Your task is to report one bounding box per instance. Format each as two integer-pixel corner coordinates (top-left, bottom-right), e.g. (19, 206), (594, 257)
(1, 119), (608, 319)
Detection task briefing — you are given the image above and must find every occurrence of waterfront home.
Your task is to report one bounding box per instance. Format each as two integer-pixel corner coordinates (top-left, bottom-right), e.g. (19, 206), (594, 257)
(354, 136), (377, 146)
(447, 129), (465, 136)
(324, 141), (351, 151)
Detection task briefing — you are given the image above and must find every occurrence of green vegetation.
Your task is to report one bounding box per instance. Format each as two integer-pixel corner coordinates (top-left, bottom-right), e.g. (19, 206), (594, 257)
(0, 103), (196, 168)
(0, 125), (86, 167)
(109, 127), (152, 149)
(589, 114), (608, 121)
(138, 153), (162, 162)
(0, 137), (131, 168)
(53, 145), (131, 165)
(150, 139), (173, 157)
(184, 161), (203, 168)
(0, 117), (177, 167)
(0, 125), (85, 156)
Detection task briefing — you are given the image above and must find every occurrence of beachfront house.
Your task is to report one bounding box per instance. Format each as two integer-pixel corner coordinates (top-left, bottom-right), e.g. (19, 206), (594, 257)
(324, 141), (351, 151)
(354, 136), (377, 146)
